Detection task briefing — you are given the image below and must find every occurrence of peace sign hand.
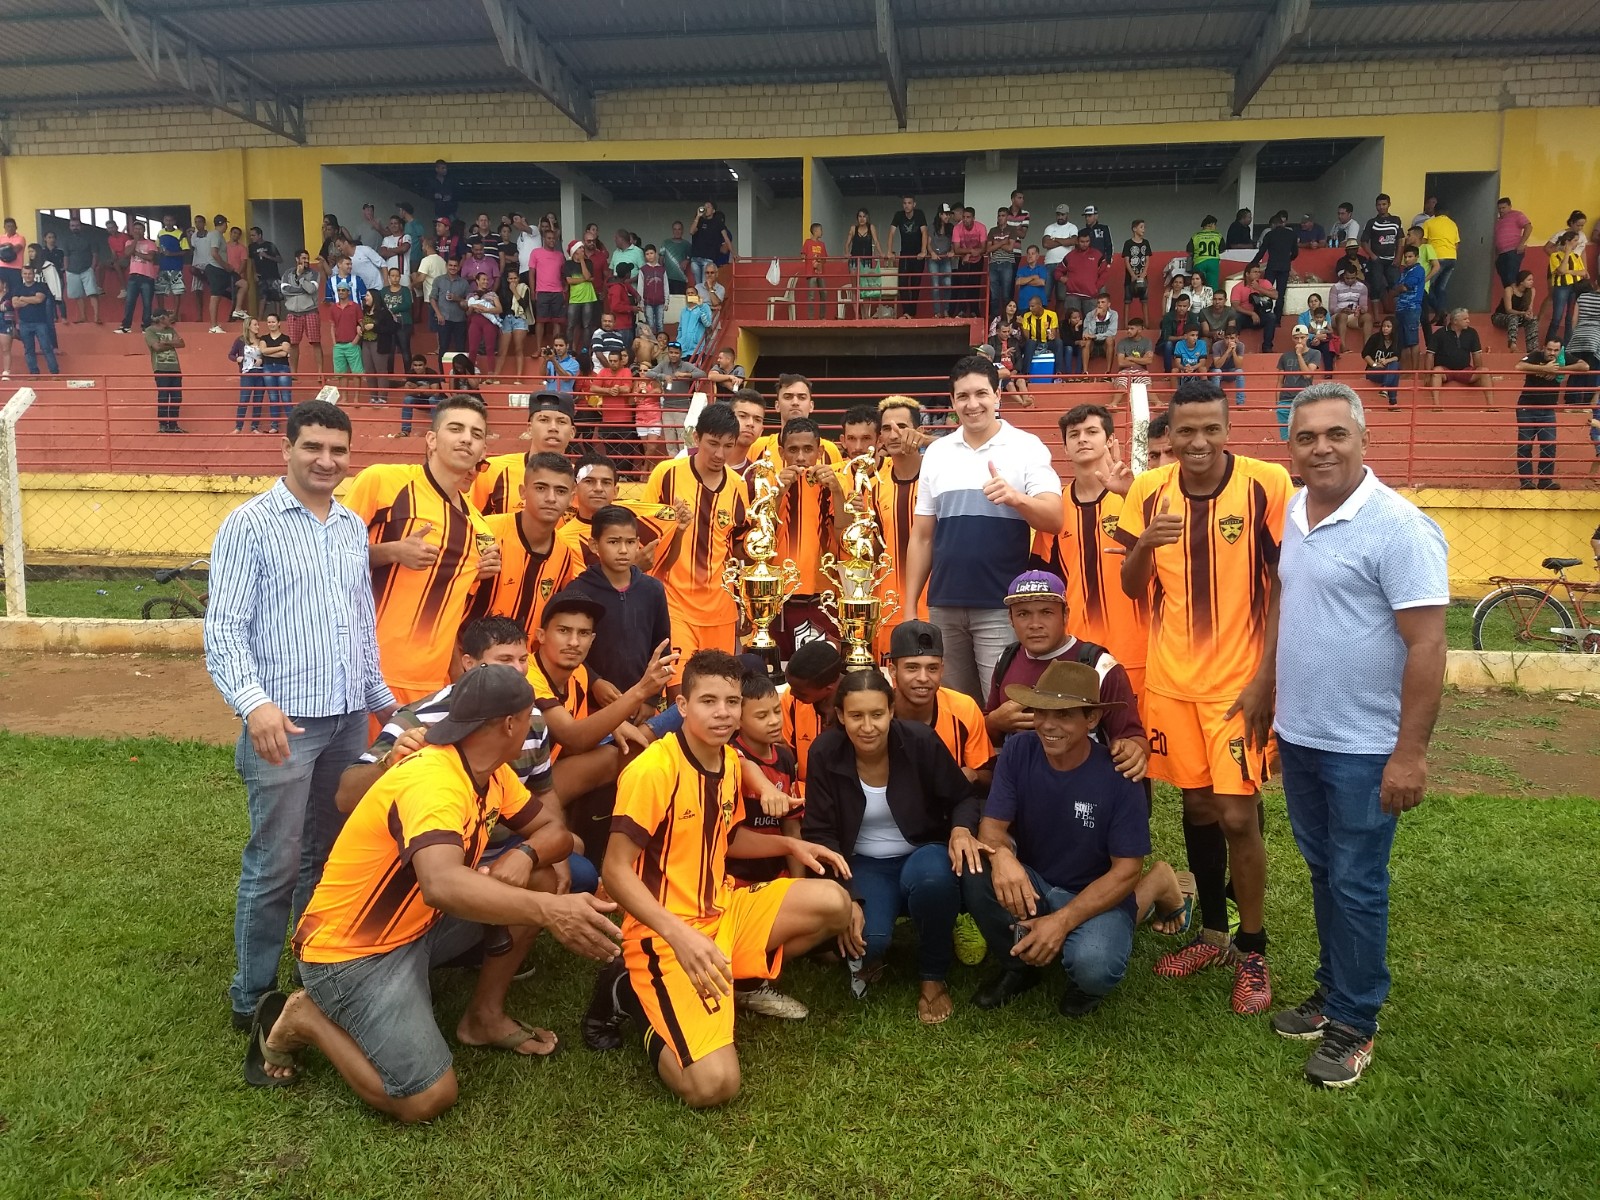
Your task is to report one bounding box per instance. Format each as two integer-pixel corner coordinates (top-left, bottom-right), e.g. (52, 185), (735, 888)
(1094, 436), (1135, 496)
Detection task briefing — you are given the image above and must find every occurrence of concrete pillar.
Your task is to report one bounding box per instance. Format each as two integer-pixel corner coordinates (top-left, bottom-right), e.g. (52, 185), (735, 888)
(1237, 150), (1259, 227)
(737, 178), (755, 258)
(560, 180), (581, 245)
(806, 156), (847, 249)
(963, 154), (1018, 228)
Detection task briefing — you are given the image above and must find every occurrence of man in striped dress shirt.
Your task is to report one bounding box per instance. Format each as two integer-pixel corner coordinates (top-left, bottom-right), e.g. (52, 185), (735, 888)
(205, 400), (397, 1032)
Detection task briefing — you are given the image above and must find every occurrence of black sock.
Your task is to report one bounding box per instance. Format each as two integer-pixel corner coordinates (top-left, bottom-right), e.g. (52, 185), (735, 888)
(617, 970), (647, 1029)
(642, 1027), (666, 1070)
(1234, 928), (1268, 956)
(1184, 816), (1230, 934)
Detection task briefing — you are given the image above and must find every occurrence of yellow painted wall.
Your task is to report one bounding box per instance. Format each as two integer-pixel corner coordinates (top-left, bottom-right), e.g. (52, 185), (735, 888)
(1499, 108), (1600, 239)
(7, 474), (1596, 598)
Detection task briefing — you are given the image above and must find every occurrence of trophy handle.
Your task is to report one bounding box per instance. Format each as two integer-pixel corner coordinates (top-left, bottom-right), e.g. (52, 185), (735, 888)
(722, 559), (749, 626)
(879, 589), (901, 625)
(818, 589), (837, 623)
(779, 558), (803, 606)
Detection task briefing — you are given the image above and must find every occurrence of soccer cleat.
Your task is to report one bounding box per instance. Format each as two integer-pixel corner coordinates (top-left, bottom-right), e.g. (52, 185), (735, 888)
(1154, 929), (1231, 978)
(972, 968), (1041, 1011)
(953, 913), (987, 966)
(1057, 981), (1102, 1018)
(1271, 987), (1329, 1040)
(1230, 950), (1273, 1015)
(581, 958), (629, 1051)
(1304, 1021), (1375, 1088)
(734, 981), (808, 1020)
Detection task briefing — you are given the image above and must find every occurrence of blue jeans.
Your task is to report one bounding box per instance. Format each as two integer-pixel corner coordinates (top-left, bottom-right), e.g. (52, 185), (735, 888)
(1277, 738), (1397, 1035)
(235, 369), (265, 429)
(644, 303), (665, 335)
(1366, 367), (1400, 404)
(230, 710), (368, 1017)
(1427, 258), (1456, 315)
(1262, 268), (1291, 351)
(962, 864), (1135, 997)
(18, 324), (58, 374)
(122, 274), (155, 329)
(1214, 367), (1246, 406)
(1547, 285), (1578, 344)
(689, 257), (712, 286)
(262, 364), (291, 424)
(988, 260), (1015, 316)
(928, 258), (952, 316)
(849, 843), (961, 981)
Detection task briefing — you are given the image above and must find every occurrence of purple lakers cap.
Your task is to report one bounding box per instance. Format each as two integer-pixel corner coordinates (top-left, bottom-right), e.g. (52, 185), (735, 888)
(1004, 570), (1066, 605)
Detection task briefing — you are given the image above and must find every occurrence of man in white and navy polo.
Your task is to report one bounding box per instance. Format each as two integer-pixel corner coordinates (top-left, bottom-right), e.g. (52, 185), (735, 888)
(902, 354), (1063, 702)
(205, 400), (396, 1032)
(1272, 381), (1448, 1089)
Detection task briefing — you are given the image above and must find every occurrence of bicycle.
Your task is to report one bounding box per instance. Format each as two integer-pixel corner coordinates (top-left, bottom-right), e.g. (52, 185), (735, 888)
(1471, 555), (1600, 653)
(141, 559), (209, 620)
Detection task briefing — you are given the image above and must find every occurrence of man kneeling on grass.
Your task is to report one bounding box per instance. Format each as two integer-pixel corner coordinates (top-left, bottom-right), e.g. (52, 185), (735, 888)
(584, 650), (855, 1108)
(962, 661), (1153, 1017)
(245, 666), (622, 1123)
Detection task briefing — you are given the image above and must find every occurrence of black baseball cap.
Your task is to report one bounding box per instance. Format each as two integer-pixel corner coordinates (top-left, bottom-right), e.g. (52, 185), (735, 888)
(541, 590), (606, 628)
(888, 620), (944, 660)
(425, 664), (535, 746)
(528, 391), (576, 421)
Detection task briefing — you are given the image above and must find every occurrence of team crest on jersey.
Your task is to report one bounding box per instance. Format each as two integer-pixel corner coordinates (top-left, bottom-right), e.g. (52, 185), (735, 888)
(539, 579), (555, 599)
(1228, 738), (1246, 770)
(655, 506), (678, 522)
(715, 509), (732, 529)
(1218, 514), (1244, 544)
(1100, 513), (1120, 538)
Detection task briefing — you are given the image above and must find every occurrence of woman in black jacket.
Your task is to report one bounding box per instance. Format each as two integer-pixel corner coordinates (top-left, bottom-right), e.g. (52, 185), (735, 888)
(802, 670), (985, 1024)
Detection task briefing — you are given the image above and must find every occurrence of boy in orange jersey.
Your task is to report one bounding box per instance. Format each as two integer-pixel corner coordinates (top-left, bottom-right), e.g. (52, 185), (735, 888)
(471, 391), (576, 515)
(871, 396), (930, 662)
(1115, 378), (1291, 1017)
(584, 649), (853, 1107)
(557, 451), (686, 576)
(639, 402), (751, 693)
(772, 416), (845, 654)
(747, 373), (842, 468)
(466, 452), (583, 636)
(1032, 404), (1150, 701)
(345, 395), (499, 703)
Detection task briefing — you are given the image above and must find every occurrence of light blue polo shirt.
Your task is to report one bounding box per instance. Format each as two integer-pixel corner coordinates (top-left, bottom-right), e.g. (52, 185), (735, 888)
(1274, 468), (1448, 755)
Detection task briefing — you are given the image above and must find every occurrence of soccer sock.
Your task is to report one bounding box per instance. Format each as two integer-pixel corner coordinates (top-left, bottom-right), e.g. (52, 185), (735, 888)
(642, 1027), (667, 1070)
(1233, 928), (1268, 956)
(1184, 816), (1230, 934)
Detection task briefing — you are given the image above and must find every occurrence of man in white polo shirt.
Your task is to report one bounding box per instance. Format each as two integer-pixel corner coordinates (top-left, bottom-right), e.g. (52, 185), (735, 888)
(903, 354), (1063, 703)
(1271, 381), (1448, 1090)
(1040, 204), (1078, 312)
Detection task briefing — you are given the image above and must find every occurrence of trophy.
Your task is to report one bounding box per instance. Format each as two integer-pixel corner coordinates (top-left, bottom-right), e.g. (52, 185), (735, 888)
(722, 459), (801, 681)
(819, 454), (900, 671)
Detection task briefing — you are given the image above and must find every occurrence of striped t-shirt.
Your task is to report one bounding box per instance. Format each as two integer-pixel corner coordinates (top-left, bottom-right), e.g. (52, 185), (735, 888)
(360, 678), (555, 795)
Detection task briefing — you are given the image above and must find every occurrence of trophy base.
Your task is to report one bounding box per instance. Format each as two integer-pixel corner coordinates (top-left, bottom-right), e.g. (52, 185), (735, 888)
(747, 642), (784, 685)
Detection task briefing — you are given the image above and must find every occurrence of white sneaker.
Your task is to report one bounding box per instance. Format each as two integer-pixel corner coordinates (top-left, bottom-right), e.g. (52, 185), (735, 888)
(209, 325), (224, 334)
(734, 981), (808, 1020)
(231, 309), (249, 319)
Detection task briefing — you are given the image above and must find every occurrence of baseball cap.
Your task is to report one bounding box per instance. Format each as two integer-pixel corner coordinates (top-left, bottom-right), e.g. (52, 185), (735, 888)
(528, 391), (576, 421)
(1302, 213), (1315, 221)
(1055, 203), (1071, 215)
(542, 590), (606, 628)
(665, 339), (682, 349)
(424, 664), (535, 746)
(939, 202), (953, 213)
(888, 620), (943, 660)
(1004, 660), (1123, 712)
(1082, 204), (1098, 215)
(1004, 570), (1067, 606)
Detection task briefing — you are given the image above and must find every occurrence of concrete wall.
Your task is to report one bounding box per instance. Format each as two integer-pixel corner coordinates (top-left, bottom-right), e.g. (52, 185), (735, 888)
(319, 165), (431, 250)
(963, 154), (1019, 230)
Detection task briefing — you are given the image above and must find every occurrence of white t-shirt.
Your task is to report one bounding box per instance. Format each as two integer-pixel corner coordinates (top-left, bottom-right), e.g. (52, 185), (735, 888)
(415, 253), (447, 302)
(516, 230), (540, 274)
(855, 780), (916, 858)
(349, 244), (387, 290)
(1041, 220), (1079, 264)
(379, 234), (407, 272)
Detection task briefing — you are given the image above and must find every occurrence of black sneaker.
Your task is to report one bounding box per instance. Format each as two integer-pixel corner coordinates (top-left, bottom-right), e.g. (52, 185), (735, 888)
(1271, 986), (1329, 1040)
(972, 968), (1041, 1011)
(1304, 1020), (1375, 1089)
(1056, 981), (1102, 1018)
(582, 958), (629, 1052)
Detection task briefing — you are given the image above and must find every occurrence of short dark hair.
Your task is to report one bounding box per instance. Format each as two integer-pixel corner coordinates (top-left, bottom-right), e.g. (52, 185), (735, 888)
(576, 450), (618, 481)
(694, 401), (740, 440)
(1200, 214), (1217, 226)
(1497, 196), (1512, 207)
(460, 616), (528, 659)
(1061, 403), (1113, 439)
(741, 670), (779, 702)
(1147, 412), (1170, 440)
(950, 353), (999, 394)
(785, 639), (842, 686)
(1168, 377), (1227, 413)
(286, 400), (350, 443)
(841, 404), (878, 431)
(590, 504), (639, 538)
(525, 451), (573, 478)
(833, 666), (894, 711)
(1376, 193), (1391, 204)
(776, 372), (811, 394)
(681, 649), (745, 698)
(433, 394), (488, 430)
(781, 417), (821, 444)
(730, 387), (766, 411)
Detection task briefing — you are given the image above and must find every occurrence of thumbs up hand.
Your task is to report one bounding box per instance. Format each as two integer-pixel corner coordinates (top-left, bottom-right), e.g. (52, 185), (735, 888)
(395, 520), (441, 570)
(981, 460), (1023, 509)
(1140, 497), (1185, 550)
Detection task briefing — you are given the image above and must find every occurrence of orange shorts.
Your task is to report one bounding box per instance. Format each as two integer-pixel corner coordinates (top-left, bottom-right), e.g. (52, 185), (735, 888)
(1144, 691), (1271, 795)
(623, 878), (794, 1068)
(1120, 664), (1146, 710)
(665, 615), (738, 685)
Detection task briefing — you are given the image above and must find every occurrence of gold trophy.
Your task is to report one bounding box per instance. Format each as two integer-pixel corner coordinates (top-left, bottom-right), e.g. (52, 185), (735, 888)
(722, 459), (801, 681)
(819, 454), (900, 671)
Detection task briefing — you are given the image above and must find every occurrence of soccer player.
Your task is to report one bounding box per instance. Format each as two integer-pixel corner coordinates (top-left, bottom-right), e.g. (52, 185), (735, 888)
(345, 395), (498, 703)
(1032, 404), (1151, 700)
(726, 388), (768, 477)
(837, 404), (879, 459)
(466, 452), (583, 636)
(250, 666), (622, 1120)
(772, 416), (845, 651)
(1146, 411), (1174, 468)
(781, 639), (843, 797)
(585, 650), (854, 1107)
(747, 374), (842, 467)
(885, 620), (994, 788)
(558, 451), (685, 574)
(871, 396), (930, 661)
(471, 391), (577, 515)
(640, 402), (752, 690)
(1115, 378), (1291, 1016)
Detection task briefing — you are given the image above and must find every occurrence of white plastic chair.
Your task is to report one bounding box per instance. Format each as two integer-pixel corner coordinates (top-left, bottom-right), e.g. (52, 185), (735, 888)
(766, 275), (798, 320)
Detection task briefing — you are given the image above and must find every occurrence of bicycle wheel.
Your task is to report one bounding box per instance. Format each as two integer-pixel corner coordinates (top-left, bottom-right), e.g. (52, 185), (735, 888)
(1472, 587), (1575, 652)
(141, 597), (203, 620)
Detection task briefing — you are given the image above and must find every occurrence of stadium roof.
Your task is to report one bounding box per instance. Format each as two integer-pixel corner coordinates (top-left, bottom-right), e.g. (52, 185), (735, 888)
(1, 0), (1597, 143)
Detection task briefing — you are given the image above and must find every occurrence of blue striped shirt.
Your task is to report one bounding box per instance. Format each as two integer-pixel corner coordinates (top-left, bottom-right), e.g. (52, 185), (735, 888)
(204, 479), (394, 720)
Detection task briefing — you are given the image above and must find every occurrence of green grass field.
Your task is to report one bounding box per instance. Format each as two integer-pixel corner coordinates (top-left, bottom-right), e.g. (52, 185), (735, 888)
(1, 731), (1596, 1199)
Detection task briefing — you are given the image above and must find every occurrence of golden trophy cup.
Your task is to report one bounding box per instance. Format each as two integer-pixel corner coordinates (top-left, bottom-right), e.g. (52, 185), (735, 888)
(723, 461), (801, 681)
(819, 454), (900, 671)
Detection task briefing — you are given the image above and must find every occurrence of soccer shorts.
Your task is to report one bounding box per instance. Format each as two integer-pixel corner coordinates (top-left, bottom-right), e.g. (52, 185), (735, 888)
(1144, 691), (1270, 795)
(665, 613), (738, 685)
(624, 879), (794, 1067)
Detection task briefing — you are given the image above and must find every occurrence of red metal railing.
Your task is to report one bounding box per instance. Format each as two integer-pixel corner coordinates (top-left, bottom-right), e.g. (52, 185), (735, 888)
(726, 256), (992, 328)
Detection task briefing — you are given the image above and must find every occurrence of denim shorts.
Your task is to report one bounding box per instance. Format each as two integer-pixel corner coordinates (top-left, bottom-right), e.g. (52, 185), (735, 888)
(502, 315), (529, 332)
(299, 915), (485, 1098)
(1396, 308), (1421, 348)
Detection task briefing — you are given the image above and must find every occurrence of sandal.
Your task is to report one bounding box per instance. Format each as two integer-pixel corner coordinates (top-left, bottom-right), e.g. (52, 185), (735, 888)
(243, 991), (300, 1088)
(460, 1018), (561, 1059)
(917, 985), (953, 1026)
(1146, 870), (1198, 936)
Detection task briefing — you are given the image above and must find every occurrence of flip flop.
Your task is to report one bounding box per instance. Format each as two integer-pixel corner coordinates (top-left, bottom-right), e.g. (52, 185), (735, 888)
(1147, 871), (1197, 936)
(917, 988), (953, 1026)
(243, 990), (300, 1089)
(460, 1018), (562, 1060)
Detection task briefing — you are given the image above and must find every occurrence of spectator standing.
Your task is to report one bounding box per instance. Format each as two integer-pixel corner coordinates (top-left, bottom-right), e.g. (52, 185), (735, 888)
(527, 227), (567, 353)
(951, 208), (987, 318)
(247, 227), (283, 317)
(1273, 382), (1448, 1088)
(259, 313), (292, 431)
(1056, 231), (1108, 318)
(381, 267), (414, 373)
(461, 238), (500, 291)
(891, 196), (930, 318)
(229, 317), (265, 433)
(986, 207), (1018, 319)
(1545, 230), (1588, 345)
(280, 250), (324, 376)
(1014, 246), (1050, 314)
(688, 202), (731, 286)
(1224, 208), (1255, 249)
(61, 214), (100, 324)
(639, 245), (669, 334)
(377, 215), (410, 281)
(1392, 246), (1428, 372)
(433, 257), (470, 358)
(339, 234), (389, 297)
(1513, 337), (1566, 489)
(1124, 219), (1154, 320)
(675, 286), (713, 357)
(145, 308), (185, 433)
(154, 213), (191, 320)
(492, 267), (529, 381)
(11, 265), (58, 376)
(328, 285), (364, 385)
(1000, 190), (1031, 245)
(802, 223), (830, 321)
(1362, 195), (1404, 318)
(847, 209), (885, 316)
(564, 242), (599, 350)
(1080, 205), (1113, 261)
(190, 216), (225, 329)
(399, 203), (428, 272)
(611, 230), (644, 291)
(1420, 204), (1461, 319)
(660, 220), (692, 297)
(226, 226), (250, 318)
(647, 340), (705, 453)
(430, 159), (456, 222)
(1493, 197), (1533, 291)
(1252, 210), (1300, 353)
(1041, 203), (1078, 276)
(928, 206), (955, 318)
(1543, 209), (1589, 259)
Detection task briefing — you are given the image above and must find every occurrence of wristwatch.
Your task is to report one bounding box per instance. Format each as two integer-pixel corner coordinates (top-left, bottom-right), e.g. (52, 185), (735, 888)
(513, 841), (540, 867)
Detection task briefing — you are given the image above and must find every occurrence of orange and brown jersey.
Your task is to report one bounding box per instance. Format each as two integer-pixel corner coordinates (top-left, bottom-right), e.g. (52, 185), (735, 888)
(925, 686), (994, 772)
(781, 689), (834, 794)
(775, 475), (835, 594)
(611, 731), (743, 931)
(471, 451), (524, 517)
(293, 745), (539, 964)
(466, 511), (583, 635)
(872, 460), (928, 623)
(345, 462), (491, 696)
(1034, 488), (1151, 672)
(641, 457), (750, 626)
(524, 653), (591, 760)
(555, 499), (682, 575)
(1115, 454), (1290, 702)
(748, 434), (842, 471)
